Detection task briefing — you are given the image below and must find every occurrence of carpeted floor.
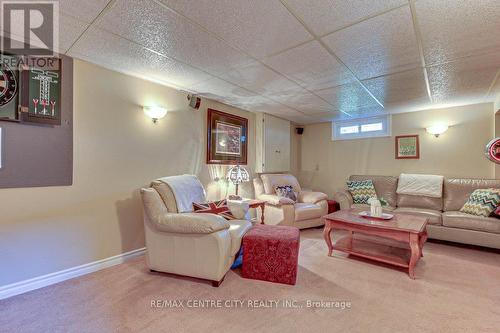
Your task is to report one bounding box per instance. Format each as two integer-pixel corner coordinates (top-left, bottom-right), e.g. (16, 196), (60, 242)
(2, 228), (500, 333)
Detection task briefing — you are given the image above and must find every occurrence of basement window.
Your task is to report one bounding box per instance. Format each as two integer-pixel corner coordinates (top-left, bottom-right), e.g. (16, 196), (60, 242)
(332, 115), (391, 141)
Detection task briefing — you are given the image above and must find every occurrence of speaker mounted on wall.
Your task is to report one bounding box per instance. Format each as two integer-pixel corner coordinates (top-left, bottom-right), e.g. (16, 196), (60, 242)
(295, 127), (304, 135)
(187, 94), (201, 110)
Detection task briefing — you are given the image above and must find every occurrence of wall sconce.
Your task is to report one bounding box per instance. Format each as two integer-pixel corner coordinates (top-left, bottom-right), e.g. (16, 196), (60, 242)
(143, 106), (167, 123)
(426, 124), (449, 137)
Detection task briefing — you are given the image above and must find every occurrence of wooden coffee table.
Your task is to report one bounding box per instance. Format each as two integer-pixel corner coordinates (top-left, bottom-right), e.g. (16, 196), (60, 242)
(323, 209), (428, 279)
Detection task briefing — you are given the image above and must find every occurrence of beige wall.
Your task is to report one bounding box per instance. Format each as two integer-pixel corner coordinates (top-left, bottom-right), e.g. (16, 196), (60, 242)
(299, 103), (496, 197)
(0, 60), (257, 286)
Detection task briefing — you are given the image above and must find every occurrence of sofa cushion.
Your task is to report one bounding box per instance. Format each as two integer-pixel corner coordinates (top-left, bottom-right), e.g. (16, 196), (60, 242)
(443, 178), (500, 211)
(442, 211), (500, 234)
(394, 207), (442, 225)
(347, 180), (377, 204)
(295, 203), (323, 221)
(397, 194), (443, 211)
(460, 188), (500, 217)
(261, 174), (301, 195)
(151, 181), (179, 213)
(349, 175), (398, 207)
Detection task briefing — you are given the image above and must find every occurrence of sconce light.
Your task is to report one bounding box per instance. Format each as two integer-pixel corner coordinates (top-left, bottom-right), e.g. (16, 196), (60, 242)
(143, 106), (167, 123)
(426, 124), (449, 137)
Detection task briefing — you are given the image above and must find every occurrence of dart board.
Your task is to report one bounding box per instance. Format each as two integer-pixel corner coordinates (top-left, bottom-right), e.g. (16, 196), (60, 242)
(0, 64), (18, 107)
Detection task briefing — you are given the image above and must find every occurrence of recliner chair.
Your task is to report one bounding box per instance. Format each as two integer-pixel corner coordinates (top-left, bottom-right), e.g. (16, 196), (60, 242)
(253, 173), (328, 229)
(140, 176), (252, 286)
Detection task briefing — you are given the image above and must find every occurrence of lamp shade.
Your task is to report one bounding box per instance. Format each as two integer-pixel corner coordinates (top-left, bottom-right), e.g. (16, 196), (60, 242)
(227, 165), (250, 185)
(426, 124), (448, 137)
(143, 106), (167, 122)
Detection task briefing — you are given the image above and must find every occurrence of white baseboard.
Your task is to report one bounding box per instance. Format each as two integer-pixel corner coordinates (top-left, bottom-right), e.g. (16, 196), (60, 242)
(0, 247), (146, 301)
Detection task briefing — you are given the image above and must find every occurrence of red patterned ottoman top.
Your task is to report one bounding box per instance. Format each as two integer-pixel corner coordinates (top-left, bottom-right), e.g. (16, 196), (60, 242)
(242, 224), (300, 285)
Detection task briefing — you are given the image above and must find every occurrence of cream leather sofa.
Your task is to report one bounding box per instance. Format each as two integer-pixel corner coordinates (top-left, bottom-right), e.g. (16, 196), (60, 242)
(334, 175), (500, 249)
(253, 173), (328, 229)
(140, 178), (252, 286)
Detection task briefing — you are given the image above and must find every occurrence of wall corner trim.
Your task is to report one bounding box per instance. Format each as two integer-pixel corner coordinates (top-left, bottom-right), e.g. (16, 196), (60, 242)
(0, 247), (146, 300)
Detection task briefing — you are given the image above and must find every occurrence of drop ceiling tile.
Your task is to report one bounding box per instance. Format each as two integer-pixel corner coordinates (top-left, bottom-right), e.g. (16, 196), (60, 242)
(94, 0), (252, 76)
(416, 0), (500, 65)
(69, 27), (212, 88)
(362, 68), (430, 111)
(315, 82), (380, 114)
(219, 61), (304, 97)
(283, 0), (407, 36)
(159, 0), (312, 58)
(190, 77), (263, 105)
(322, 6), (420, 80)
(262, 106), (306, 122)
(59, 0), (110, 23)
(270, 89), (335, 115)
(427, 52), (500, 105)
(60, 15), (88, 54)
(347, 106), (387, 119)
(306, 111), (350, 123)
(263, 41), (355, 91)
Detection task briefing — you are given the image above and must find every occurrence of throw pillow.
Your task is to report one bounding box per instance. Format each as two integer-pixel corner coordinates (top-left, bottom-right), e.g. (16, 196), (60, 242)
(347, 180), (378, 204)
(192, 199), (236, 220)
(491, 205), (500, 219)
(275, 185), (297, 202)
(460, 188), (500, 217)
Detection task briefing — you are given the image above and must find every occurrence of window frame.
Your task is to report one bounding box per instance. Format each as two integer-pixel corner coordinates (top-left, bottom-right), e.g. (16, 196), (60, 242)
(332, 115), (392, 141)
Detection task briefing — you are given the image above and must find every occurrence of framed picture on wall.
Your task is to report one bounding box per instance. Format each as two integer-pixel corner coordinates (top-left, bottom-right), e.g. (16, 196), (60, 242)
(207, 108), (248, 165)
(395, 135), (420, 159)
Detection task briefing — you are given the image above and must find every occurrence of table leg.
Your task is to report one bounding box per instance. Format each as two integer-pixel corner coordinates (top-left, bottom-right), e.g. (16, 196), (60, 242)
(260, 204), (265, 224)
(419, 228), (428, 257)
(409, 233), (421, 279)
(323, 222), (333, 257)
(348, 231), (353, 250)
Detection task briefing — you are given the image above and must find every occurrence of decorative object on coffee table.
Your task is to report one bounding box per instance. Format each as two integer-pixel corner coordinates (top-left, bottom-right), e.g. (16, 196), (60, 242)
(323, 209), (428, 279)
(242, 224), (300, 285)
(226, 164), (249, 195)
(207, 108), (248, 165)
(395, 135), (419, 159)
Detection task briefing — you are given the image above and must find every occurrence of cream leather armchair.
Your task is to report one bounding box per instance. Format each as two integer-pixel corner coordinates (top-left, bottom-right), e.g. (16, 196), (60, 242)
(253, 174), (328, 229)
(140, 177), (252, 287)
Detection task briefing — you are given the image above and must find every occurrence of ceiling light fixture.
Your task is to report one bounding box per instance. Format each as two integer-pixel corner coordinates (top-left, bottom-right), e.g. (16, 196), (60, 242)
(426, 124), (449, 137)
(143, 106), (167, 124)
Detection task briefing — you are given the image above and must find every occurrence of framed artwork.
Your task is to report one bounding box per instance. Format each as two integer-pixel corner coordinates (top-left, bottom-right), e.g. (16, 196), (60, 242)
(207, 108), (248, 165)
(395, 135), (420, 159)
(19, 57), (62, 125)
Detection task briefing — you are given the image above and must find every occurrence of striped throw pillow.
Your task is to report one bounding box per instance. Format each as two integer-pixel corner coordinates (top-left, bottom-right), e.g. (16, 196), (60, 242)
(347, 180), (378, 204)
(460, 188), (500, 217)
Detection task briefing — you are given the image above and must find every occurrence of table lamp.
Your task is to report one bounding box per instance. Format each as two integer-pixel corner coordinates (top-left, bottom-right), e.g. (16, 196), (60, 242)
(226, 164), (249, 196)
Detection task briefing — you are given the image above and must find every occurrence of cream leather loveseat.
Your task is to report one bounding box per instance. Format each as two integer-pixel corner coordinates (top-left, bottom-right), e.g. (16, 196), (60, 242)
(140, 176), (252, 286)
(253, 173), (328, 229)
(334, 175), (500, 249)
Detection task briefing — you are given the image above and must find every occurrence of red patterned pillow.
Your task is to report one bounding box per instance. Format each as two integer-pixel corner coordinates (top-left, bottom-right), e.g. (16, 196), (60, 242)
(491, 205), (500, 219)
(192, 199), (236, 220)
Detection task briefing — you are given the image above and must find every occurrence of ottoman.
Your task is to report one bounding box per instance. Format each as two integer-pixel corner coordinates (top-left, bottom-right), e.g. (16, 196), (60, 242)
(241, 224), (300, 285)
